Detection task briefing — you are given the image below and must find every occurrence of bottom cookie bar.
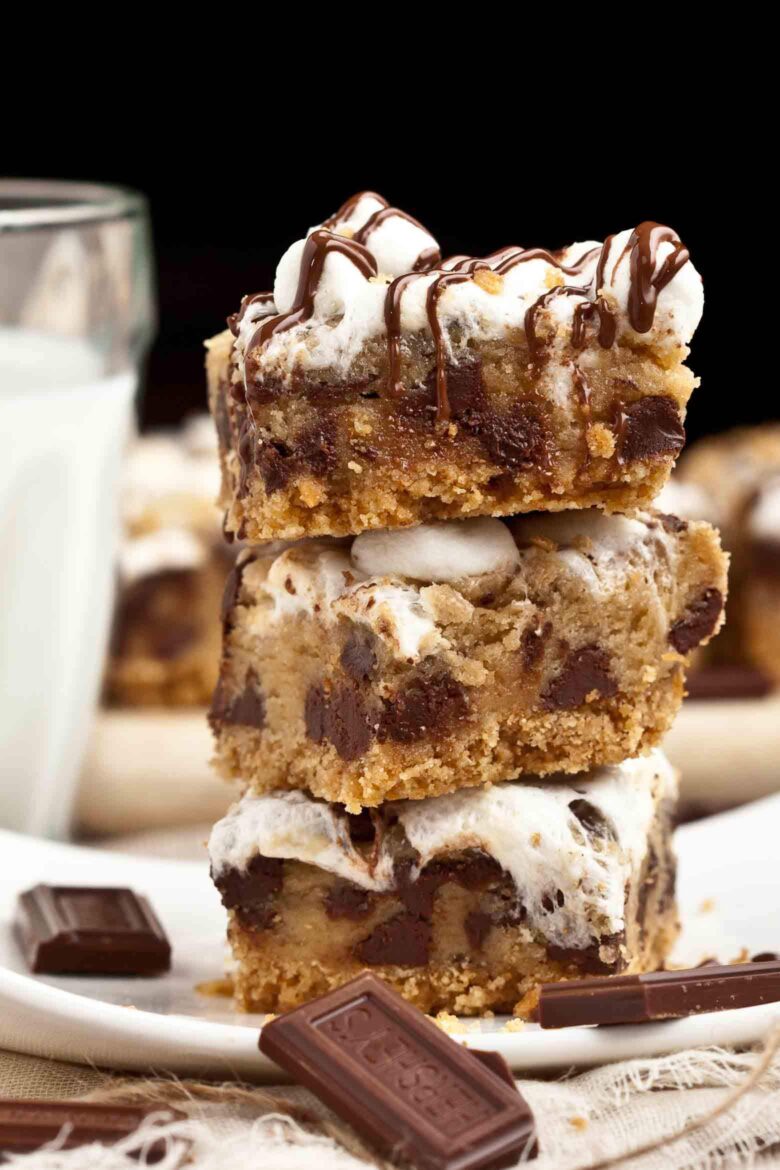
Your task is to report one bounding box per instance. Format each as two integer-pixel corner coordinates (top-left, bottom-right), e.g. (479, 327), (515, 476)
(209, 751), (678, 1016)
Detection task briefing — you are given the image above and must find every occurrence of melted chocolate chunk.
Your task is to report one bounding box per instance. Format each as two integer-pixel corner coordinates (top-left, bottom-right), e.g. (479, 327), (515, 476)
(210, 670), (266, 730)
(379, 671), (468, 743)
(568, 799), (616, 841)
(340, 628), (378, 683)
(541, 645), (617, 710)
(658, 512), (688, 534)
(256, 438), (295, 495)
(326, 881), (376, 921)
(521, 621), (551, 671)
(547, 932), (626, 976)
(304, 684), (327, 742)
(253, 416), (338, 496)
(304, 682), (375, 761)
(465, 910), (493, 950)
(355, 913), (432, 967)
(296, 416), (338, 479)
(618, 396), (685, 462)
(443, 354), (485, 418)
(468, 405), (549, 471)
(669, 588), (723, 654)
(355, 850), (508, 968)
(220, 554), (256, 636)
(325, 684), (375, 761)
(212, 855), (283, 932)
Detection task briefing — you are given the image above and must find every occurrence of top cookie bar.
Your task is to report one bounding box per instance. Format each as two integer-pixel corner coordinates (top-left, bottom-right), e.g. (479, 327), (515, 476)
(208, 192), (703, 542)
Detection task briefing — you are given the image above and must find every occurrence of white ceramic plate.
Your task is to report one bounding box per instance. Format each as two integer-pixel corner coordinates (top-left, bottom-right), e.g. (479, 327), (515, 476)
(2, 797), (780, 1081)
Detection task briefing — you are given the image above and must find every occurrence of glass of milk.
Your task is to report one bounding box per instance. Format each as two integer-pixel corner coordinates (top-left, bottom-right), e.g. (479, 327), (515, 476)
(0, 181), (156, 837)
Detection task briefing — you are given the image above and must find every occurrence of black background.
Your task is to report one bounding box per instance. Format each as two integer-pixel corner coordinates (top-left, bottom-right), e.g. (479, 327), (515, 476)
(5, 118), (765, 444)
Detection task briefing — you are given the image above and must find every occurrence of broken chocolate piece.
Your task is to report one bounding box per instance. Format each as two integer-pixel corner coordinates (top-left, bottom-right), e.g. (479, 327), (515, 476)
(259, 973), (537, 1169)
(0, 1099), (182, 1161)
(538, 959), (780, 1028)
(14, 885), (171, 976)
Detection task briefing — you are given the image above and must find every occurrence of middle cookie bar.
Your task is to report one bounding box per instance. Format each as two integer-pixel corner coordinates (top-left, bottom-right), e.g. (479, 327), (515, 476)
(211, 508), (727, 810)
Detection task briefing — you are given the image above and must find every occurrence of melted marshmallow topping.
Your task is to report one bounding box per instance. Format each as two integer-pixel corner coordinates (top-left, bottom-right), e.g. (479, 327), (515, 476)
(232, 192), (702, 394)
(240, 510), (678, 660)
(208, 751), (676, 951)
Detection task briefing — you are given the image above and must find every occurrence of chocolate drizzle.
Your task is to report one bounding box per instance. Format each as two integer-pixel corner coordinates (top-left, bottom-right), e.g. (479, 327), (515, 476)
(384, 272), (426, 397)
(247, 230), (378, 353)
(627, 222), (690, 334)
(354, 205), (442, 272)
(237, 193), (692, 431)
(425, 272), (473, 421)
(228, 292), (275, 338)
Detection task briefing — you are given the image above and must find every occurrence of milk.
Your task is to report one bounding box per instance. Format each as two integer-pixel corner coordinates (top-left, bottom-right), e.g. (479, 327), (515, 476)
(0, 328), (136, 836)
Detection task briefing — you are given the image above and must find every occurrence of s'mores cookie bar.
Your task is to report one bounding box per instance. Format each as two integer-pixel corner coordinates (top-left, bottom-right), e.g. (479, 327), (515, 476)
(209, 751), (678, 1015)
(207, 192), (703, 542)
(210, 509), (726, 809)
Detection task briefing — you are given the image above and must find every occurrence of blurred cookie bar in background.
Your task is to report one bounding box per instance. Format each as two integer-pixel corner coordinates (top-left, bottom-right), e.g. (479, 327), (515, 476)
(105, 416), (232, 707)
(659, 424), (780, 692)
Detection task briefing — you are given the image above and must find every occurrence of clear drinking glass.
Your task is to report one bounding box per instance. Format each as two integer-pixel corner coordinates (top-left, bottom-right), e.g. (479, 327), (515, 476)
(0, 180), (156, 837)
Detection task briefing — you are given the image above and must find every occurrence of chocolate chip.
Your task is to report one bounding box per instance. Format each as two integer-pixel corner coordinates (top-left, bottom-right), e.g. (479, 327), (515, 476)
(212, 855), (283, 932)
(220, 554), (256, 636)
(669, 588), (723, 654)
(256, 438), (295, 495)
(355, 913), (432, 967)
(304, 684), (327, 742)
(521, 621), (551, 671)
(340, 628), (378, 683)
(325, 684), (374, 761)
(547, 932), (627, 976)
(444, 354), (485, 418)
(379, 671), (468, 743)
(465, 910), (492, 950)
(541, 646), (617, 710)
(752, 952), (780, 963)
(210, 670), (266, 730)
(304, 682), (375, 761)
(469, 404), (549, 470)
(658, 512), (688, 534)
(325, 881), (375, 921)
(295, 416), (338, 479)
(568, 799), (616, 841)
(618, 396), (685, 462)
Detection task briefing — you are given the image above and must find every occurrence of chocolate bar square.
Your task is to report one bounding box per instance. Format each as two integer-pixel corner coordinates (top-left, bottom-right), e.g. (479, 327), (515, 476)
(14, 885), (171, 976)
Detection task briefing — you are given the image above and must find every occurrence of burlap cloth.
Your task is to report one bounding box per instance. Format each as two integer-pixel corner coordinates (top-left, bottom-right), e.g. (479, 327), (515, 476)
(3, 828), (780, 1167)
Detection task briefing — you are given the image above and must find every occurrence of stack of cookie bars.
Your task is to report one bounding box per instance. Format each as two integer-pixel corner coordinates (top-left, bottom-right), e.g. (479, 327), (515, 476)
(204, 193), (728, 1018)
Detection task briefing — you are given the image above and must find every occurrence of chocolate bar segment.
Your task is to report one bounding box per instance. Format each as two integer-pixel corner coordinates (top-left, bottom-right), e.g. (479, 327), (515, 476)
(259, 973), (536, 1170)
(14, 885), (171, 976)
(0, 1098), (181, 1160)
(538, 960), (780, 1029)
